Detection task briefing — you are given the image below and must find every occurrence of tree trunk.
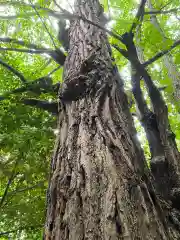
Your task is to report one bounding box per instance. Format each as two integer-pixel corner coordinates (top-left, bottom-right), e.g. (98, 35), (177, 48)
(44, 0), (180, 239)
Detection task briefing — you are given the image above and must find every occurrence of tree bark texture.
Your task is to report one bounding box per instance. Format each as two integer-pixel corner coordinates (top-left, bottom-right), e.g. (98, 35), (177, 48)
(125, 13), (180, 209)
(44, 0), (180, 239)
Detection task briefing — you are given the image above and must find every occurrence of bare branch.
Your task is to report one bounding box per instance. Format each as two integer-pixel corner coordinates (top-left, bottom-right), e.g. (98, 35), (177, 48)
(143, 39), (180, 66)
(0, 4), (124, 48)
(112, 45), (129, 59)
(29, 0), (57, 49)
(130, 0), (147, 33)
(0, 181), (45, 199)
(0, 46), (53, 54)
(48, 65), (62, 76)
(144, 8), (180, 15)
(0, 9), (122, 41)
(53, 0), (64, 11)
(0, 58), (27, 83)
(0, 4), (123, 44)
(0, 37), (46, 49)
(22, 99), (58, 115)
(160, 0), (173, 10)
(0, 160), (19, 208)
(0, 38), (66, 64)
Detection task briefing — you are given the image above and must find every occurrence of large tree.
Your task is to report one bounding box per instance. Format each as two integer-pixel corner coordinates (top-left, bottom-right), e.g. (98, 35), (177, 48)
(0, 0), (180, 239)
(44, 0), (180, 239)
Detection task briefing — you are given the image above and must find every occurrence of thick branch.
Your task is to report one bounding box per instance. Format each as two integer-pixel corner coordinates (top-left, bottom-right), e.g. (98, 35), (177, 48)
(0, 181), (45, 199)
(0, 58), (27, 83)
(49, 49), (66, 65)
(0, 160), (19, 208)
(0, 47), (53, 54)
(143, 39), (180, 66)
(0, 47), (66, 65)
(22, 98), (58, 115)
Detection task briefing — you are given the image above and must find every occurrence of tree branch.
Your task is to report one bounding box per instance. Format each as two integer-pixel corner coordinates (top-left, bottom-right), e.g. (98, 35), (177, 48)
(49, 49), (66, 65)
(0, 58), (27, 83)
(0, 47), (52, 54)
(0, 37), (44, 49)
(0, 10), (66, 20)
(112, 45), (129, 59)
(0, 181), (45, 199)
(29, 0), (57, 49)
(0, 160), (19, 208)
(0, 75), (60, 101)
(143, 39), (180, 66)
(144, 8), (180, 15)
(48, 65), (62, 76)
(130, 0), (147, 33)
(0, 3), (141, 52)
(22, 98), (58, 115)
(53, 0), (65, 12)
(0, 6), (124, 43)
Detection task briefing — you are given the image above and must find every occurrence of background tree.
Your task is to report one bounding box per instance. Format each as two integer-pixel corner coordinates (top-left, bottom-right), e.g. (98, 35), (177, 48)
(0, 0), (179, 239)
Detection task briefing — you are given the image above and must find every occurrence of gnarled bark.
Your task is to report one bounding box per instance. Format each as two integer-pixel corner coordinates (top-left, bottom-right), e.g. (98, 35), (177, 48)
(44, 0), (180, 239)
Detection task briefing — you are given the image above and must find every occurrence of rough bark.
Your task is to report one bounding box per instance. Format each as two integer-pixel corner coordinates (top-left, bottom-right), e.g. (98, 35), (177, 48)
(134, 25), (177, 203)
(122, 29), (180, 209)
(44, 0), (180, 239)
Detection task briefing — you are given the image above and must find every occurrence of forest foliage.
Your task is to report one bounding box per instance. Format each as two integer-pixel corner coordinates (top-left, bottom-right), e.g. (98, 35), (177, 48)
(0, 0), (179, 238)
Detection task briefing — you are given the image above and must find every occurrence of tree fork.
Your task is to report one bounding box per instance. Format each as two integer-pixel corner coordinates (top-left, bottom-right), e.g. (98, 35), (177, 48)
(118, 31), (180, 209)
(44, 0), (180, 239)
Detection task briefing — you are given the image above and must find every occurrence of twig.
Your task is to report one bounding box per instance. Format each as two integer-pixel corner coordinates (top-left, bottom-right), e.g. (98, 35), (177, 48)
(29, 0), (57, 49)
(160, 0), (174, 10)
(0, 44), (66, 65)
(0, 1), (51, 12)
(0, 37), (45, 49)
(0, 160), (19, 208)
(143, 39), (180, 66)
(53, 0), (64, 11)
(144, 8), (180, 15)
(0, 58), (27, 83)
(48, 65), (62, 76)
